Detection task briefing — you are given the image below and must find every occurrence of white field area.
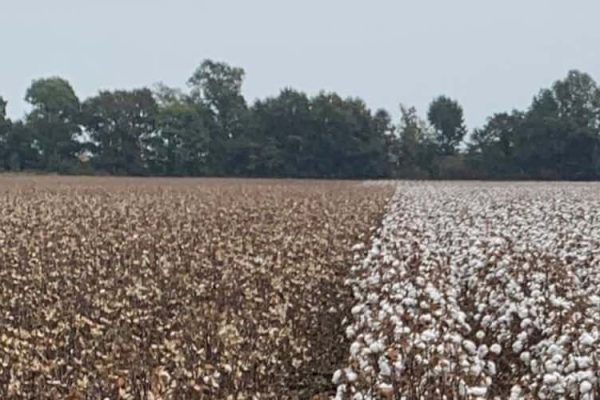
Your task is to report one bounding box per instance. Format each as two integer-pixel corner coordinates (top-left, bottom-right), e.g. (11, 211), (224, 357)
(335, 182), (600, 400)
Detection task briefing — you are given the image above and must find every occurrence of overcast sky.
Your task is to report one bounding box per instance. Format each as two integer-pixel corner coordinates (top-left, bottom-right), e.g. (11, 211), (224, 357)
(1, 0), (599, 129)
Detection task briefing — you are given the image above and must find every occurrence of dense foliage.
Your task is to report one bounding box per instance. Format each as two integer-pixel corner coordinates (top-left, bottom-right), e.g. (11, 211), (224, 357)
(1, 62), (600, 179)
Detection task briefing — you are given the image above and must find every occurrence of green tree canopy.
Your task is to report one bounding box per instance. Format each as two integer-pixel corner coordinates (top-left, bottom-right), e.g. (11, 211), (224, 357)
(427, 96), (467, 155)
(188, 60), (248, 174)
(151, 85), (211, 176)
(25, 77), (81, 171)
(81, 89), (157, 175)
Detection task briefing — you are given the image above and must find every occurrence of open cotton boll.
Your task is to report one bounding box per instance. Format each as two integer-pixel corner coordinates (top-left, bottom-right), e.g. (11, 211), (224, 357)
(332, 369), (343, 384)
(579, 332), (595, 347)
(467, 386), (488, 397)
(580, 380), (593, 394)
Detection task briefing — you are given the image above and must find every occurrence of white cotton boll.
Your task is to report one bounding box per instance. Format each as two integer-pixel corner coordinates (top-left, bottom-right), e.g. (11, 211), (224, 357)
(589, 295), (600, 306)
(531, 359), (540, 374)
(478, 344), (489, 357)
(402, 298), (417, 307)
(352, 393), (364, 400)
(517, 306), (528, 319)
(578, 370), (595, 382)
(352, 243), (365, 251)
(449, 333), (463, 345)
(470, 363), (483, 376)
(520, 318), (532, 329)
(378, 357), (392, 377)
(481, 315), (493, 328)
(575, 356), (592, 369)
(580, 381), (592, 394)
(487, 360), (497, 375)
(548, 344), (561, 355)
(490, 344), (502, 354)
(419, 314), (433, 323)
(520, 351), (531, 364)
(467, 386), (488, 397)
(332, 369), (343, 384)
(580, 333), (595, 347)
(367, 293), (379, 304)
(543, 373), (559, 385)
(421, 329), (436, 343)
(544, 360), (558, 373)
(564, 360), (576, 373)
(351, 304), (363, 315)
(335, 384), (347, 399)
(512, 340), (523, 353)
(463, 340), (477, 355)
(350, 341), (361, 356)
(510, 385), (522, 400)
(345, 369), (358, 383)
(393, 360), (403, 372)
(369, 341), (385, 354)
(476, 330), (485, 340)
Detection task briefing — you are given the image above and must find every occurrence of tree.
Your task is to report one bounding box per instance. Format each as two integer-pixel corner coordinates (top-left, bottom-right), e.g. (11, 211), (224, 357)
(188, 60), (248, 175)
(390, 105), (438, 178)
(81, 89), (157, 175)
(151, 85), (211, 176)
(427, 96), (467, 155)
(309, 93), (388, 178)
(25, 77), (81, 171)
(515, 71), (600, 179)
(248, 88), (314, 176)
(1, 121), (39, 171)
(0, 97), (10, 168)
(551, 70), (600, 130)
(469, 111), (524, 177)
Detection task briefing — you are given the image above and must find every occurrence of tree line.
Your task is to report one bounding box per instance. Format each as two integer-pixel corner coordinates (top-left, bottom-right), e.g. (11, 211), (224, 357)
(1, 60), (599, 180)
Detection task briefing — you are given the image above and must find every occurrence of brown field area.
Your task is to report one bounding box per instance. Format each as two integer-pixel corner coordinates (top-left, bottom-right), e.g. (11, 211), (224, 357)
(0, 176), (391, 399)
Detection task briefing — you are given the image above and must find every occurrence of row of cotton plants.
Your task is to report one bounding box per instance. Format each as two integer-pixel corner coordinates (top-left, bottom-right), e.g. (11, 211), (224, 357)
(335, 182), (600, 400)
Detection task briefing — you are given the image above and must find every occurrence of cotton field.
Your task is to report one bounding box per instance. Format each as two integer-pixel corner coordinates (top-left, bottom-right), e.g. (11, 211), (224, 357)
(336, 182), (600, 400)
(3, 178), (600, 400)
(0, 177), (391, 399)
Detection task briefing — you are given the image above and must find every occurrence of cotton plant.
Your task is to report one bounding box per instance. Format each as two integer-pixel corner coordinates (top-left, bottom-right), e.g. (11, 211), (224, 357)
(336, 182), (600, 399)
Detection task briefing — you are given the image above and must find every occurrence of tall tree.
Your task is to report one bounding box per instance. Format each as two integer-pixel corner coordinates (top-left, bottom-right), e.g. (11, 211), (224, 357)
(309, 93), (388, 178)
(427, 96), (467, 155)
(248, 88), (313, 176)
(188, 60), (248, 174)
(2, 121), (39, 171)
(552, 70), (600, 130)
(395, 105), (437, 177)
(469, 111), (524, 177)
(151, 85), (211, 176)
(25, 77), (81, 171)
(82, 89), (157, 175)
(0, 97), (11, 169)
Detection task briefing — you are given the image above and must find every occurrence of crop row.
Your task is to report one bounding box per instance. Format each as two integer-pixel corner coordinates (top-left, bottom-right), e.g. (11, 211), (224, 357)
(336, 182), (600, 400)
(0, 177), (391, 399)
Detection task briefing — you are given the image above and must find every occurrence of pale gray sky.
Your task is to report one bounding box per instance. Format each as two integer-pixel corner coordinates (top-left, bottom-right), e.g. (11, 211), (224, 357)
(1, 1), (599, 129)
